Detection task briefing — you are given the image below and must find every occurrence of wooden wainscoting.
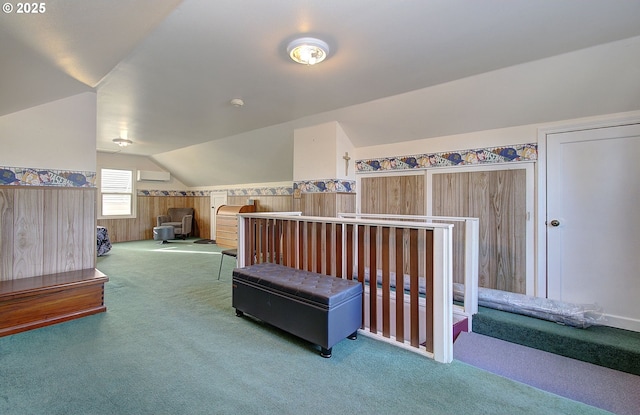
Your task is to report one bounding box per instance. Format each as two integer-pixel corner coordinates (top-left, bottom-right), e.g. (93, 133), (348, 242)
(0, 186), (96, 281)
(98, 196), (210, 243)
(293, 193), (355, 217)
(361, 175), (425, 215)
(226, 195), (293, 212)
(359, 169), (526, 294)
(431, 169), (526, 293)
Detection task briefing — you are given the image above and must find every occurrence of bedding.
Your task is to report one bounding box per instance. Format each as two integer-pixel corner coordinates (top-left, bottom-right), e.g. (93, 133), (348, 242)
(97, 226), (112, 256)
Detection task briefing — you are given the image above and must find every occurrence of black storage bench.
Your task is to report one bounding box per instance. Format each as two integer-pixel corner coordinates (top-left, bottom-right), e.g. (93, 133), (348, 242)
(232, 262), (362, 358)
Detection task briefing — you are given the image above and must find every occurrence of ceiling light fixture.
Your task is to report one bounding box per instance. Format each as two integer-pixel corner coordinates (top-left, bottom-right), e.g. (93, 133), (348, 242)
(113, 138), (133, 147)
(230, 98), (244, 108)
(287, 37), (329, 65)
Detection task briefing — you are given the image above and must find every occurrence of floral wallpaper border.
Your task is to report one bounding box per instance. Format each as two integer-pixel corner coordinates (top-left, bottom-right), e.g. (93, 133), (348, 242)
(294, 179), (356, 195)
(356, 143), (537, 172)
(138, 190), (210, 196)
(0, 166), (96, 187)
(227, 186), (293, 196)
(138, 186), (294, 197)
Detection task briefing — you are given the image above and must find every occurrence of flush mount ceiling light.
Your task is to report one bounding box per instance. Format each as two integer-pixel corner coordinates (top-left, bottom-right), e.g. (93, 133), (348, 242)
(230, 98), (244, 108)
(287, 37), (329, 65)
(113, 138), (133, 147)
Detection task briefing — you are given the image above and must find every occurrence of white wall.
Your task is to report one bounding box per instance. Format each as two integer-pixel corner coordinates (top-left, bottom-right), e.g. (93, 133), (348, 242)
(293, 122), (337, 181)
(355, 124), (538, 161)
(151, 123), (294, 187)
(0, 92), (96, 172)
(293, 121), (356, 181)
(97, 152), (187, 191)
(354, 110), (640, 161)
(336, 122), (355, 181)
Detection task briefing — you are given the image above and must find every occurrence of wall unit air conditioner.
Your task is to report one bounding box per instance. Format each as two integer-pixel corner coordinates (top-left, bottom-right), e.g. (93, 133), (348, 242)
(137, 170), (171, 182)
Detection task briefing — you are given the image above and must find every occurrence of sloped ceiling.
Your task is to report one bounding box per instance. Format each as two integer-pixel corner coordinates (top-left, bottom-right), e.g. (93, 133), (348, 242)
(2, 0), (640, 186)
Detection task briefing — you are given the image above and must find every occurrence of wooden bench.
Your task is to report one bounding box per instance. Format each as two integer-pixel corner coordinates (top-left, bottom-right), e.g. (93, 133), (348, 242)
(0, 268), (108, 337)
(232, 262), (362, 357)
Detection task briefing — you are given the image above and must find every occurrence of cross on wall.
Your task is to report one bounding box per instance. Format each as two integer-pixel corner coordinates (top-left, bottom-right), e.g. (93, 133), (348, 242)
(343, 152), (351, 175)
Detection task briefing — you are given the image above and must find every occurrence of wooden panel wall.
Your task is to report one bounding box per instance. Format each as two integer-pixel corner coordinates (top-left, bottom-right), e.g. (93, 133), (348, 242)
(432, 170), (526, 293)
(227, 195), (292, 212)
(0, 186), (96, 281)
(293, 193), (356, 217)
(358, 170), (526, 293)
(361, 175), (425, 215)
(97, 196), (210, 243)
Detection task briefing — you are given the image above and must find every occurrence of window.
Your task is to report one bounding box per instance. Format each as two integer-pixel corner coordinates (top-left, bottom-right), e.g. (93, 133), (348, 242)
(100, 168), (136, 218)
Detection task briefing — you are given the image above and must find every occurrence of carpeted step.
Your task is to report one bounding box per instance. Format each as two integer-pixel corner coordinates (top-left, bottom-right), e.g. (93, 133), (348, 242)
(454, 331), (640, 415)
(472, 306), (640, 376)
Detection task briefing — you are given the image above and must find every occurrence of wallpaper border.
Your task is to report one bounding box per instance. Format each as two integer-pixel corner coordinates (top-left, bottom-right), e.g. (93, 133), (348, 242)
(138, 186), (294, 197)
(0, 166), (96, 187)
(293, 179), (356, 194)
(226, 186), (293, 196)
(356, 143), (537, 172)
(138, 190), (210, 196)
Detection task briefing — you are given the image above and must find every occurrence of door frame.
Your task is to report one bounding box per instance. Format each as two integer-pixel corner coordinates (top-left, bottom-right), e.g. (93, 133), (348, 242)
(209, 191), (228, 239)
(536, 110), (640, 299)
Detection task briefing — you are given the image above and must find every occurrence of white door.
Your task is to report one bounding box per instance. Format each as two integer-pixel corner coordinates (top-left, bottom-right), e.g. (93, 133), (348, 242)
(210, 192), (227, 241)
(546, 123), (640, 331)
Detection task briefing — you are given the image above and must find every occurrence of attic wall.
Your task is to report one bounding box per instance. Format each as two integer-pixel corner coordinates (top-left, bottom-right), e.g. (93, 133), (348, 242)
(0, 186), (96, 281)
(355, 124), (538, 161)
(97, 195), (209, 242)
(97, 152), (187, 191)
(0, 92), (96, 172)
(0, 93), (97, 281)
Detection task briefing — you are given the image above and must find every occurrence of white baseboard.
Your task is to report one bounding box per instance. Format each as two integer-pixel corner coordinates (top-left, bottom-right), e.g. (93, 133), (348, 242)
(602, 314), (640, 332)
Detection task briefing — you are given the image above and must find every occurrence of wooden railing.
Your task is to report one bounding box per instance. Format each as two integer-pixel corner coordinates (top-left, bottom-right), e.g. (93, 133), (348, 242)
(237, 212), (454, 363)
(338, 213), (479, 318)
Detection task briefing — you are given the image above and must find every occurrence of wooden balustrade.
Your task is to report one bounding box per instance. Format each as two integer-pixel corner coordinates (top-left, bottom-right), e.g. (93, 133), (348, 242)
(339, 213), (479, 317)
(237, 213), (455, 363)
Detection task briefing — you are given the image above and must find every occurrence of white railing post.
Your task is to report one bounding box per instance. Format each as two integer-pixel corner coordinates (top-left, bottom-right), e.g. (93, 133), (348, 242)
(431, 225), (453, 364)
(341, 222), (347, 279)
(237, 217), (246, 268)
(464, 218), (479, 315)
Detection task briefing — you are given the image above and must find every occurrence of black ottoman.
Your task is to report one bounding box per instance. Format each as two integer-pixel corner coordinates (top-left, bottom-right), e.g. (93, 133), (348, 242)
(232, 262), (362, 358)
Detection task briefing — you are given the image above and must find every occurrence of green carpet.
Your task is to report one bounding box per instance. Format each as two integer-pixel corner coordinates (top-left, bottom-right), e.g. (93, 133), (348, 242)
(0, 239), (613, 415)
(473, 306), (640, 376)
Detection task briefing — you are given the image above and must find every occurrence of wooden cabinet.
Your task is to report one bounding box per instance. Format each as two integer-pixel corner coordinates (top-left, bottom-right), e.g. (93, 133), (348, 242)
(0, 268), (108, 337)
(215, 204), (256, 248)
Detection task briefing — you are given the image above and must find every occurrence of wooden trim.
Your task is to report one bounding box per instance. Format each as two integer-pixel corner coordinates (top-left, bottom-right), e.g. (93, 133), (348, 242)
(409, 228), (419, 347)
(369, 226), (377, 333)
(395, 228), (404, 342)
(381, 226), (390, 338)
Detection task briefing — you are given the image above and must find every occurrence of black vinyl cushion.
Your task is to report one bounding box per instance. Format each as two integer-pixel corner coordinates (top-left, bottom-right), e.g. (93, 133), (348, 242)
(233, 263), (362, 307)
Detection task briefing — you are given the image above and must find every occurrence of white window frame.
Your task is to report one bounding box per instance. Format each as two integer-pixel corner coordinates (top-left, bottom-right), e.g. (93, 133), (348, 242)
(98, 167), (137, 219)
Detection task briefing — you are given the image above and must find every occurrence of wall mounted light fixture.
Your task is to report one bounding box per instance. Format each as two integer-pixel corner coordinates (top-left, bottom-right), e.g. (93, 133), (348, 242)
(287, 37), (330, 65)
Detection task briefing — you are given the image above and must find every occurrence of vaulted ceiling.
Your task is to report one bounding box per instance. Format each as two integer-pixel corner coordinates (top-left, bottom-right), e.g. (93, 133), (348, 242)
(2, 0), (640, 186)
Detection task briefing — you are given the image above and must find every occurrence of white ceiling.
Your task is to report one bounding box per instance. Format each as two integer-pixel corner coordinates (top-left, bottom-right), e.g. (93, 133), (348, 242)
(2, 0), (640, 185)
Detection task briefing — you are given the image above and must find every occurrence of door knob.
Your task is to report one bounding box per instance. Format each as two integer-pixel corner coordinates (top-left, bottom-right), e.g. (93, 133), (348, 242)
(550, 219), (560, 227)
